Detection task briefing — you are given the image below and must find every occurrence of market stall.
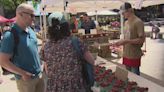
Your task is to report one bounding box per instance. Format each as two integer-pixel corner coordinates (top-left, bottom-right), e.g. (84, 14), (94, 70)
(40, 0), (164, 40)
(71, 30), (121, 59)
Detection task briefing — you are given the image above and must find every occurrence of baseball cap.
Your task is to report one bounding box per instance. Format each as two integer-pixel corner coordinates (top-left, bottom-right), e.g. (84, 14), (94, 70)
(119, 2), (132, 13)
(48, 12), (66, 27)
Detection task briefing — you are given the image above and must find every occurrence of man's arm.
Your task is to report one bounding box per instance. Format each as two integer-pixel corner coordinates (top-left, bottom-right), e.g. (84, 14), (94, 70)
(0, 31), (32, 81)
(84, 51), (95, 65)
(112, 36), (145, 46)
(0, 53), (32, 80)
(113, 20), (145, 46)
(0, 53), (25, 75)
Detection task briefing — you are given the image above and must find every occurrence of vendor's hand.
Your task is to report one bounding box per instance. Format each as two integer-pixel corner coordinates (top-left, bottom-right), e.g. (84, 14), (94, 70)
(113, 40), (129, 46)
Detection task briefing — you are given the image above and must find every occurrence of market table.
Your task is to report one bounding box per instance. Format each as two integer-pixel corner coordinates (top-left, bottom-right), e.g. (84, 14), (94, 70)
(93, 56), (164, 92)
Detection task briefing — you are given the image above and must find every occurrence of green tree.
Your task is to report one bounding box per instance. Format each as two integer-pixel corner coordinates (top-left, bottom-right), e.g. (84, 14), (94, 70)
(0, 0), (26, 18)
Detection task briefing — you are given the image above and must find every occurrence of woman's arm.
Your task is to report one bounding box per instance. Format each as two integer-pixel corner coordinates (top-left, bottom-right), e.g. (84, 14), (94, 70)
(83, 51), (95, 65)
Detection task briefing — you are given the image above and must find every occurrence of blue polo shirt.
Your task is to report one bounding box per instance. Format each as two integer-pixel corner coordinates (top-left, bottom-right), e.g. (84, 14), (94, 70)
(0, 24), (41, 79)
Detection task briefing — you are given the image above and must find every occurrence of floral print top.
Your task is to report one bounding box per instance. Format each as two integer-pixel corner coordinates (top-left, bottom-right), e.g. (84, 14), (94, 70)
(41, 37), (88, 92)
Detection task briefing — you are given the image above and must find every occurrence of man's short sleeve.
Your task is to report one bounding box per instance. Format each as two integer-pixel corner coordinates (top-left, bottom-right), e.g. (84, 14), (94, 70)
(136, 20), (145, 38)
(0, 31), (14, 55)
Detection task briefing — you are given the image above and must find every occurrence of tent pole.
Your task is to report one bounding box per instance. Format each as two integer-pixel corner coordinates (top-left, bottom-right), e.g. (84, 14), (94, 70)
(120, 14), (124, 39)
(41, 0), (47, 40)
(63, 0), (67, 20)
(39, 11), (42, 35)
(95, 10), (98, 21)
(43, 11), (47, 39)
(95, 0), (97, 21)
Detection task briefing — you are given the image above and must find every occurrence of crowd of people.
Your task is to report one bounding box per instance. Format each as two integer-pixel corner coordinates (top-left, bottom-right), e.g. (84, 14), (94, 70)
(70, 13), (96, 34)
(0, 3), (96, 92)
(0, 1), (159, 92)
(69, 14), (120, 34)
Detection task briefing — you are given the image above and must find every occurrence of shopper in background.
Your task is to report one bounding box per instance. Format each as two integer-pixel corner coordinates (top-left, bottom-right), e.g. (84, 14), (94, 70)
(151, 24), (160, 39)
(78, 15), (84, 29)
(81, 14), (96, 34)
(0, 3), (46, 92)
(41, 12), (95, 92)
(112, 2), (145, 75)
(70, 15), (78, 33)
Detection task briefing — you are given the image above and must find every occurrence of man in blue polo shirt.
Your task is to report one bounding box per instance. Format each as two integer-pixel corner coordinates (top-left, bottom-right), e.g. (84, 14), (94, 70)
(0, 3), (46, 92)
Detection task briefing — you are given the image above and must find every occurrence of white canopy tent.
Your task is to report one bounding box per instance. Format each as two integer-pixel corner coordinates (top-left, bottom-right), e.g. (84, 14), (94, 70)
(87, 10), (118, 16)
(40, 0), (164, 39)
(41, 0), (164, 13)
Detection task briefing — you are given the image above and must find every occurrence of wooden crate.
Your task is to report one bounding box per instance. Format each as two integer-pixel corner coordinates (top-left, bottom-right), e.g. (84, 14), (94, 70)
(98, 45), (111, 58)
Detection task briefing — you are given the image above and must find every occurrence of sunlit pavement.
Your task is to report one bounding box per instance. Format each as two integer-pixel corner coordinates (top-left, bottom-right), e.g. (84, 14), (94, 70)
(0, 26), (164, 91)
(0, 74), (18, 92)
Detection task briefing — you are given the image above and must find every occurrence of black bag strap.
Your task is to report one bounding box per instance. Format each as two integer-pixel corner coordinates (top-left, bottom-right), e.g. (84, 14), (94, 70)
(8, 28), (19, 60)
(11, 28), (19, 59)
(71, 36), (95, 87)
(71, 36), (83, 58)
(10, 28), (19, 57)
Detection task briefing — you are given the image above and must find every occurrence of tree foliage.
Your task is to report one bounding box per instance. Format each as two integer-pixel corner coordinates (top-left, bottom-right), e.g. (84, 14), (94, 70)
(0, 0), (26, 17)
(0, 0), (26, 11)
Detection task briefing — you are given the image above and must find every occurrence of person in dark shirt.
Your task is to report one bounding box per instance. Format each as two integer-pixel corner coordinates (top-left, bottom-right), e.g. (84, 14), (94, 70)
(81, 14), (96, 34)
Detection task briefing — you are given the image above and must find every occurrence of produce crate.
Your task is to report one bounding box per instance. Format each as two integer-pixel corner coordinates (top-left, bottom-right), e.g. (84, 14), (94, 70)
(98, 45), (111, 58)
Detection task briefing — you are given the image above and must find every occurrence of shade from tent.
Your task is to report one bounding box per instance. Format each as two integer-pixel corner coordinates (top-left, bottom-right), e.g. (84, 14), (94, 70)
(87, 10), (118, 16)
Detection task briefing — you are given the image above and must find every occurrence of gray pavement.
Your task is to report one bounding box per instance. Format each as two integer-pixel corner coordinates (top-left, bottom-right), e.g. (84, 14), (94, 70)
(0, 74), (18, 92)
(141, 38), (164, 85)
(0, 26), (164, 91)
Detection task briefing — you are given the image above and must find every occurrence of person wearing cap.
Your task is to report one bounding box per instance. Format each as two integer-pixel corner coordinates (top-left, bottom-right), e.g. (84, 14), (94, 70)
(0, 3), (46, 92)
(112, 2), (145, 75)
(40, 12), (95, 92)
